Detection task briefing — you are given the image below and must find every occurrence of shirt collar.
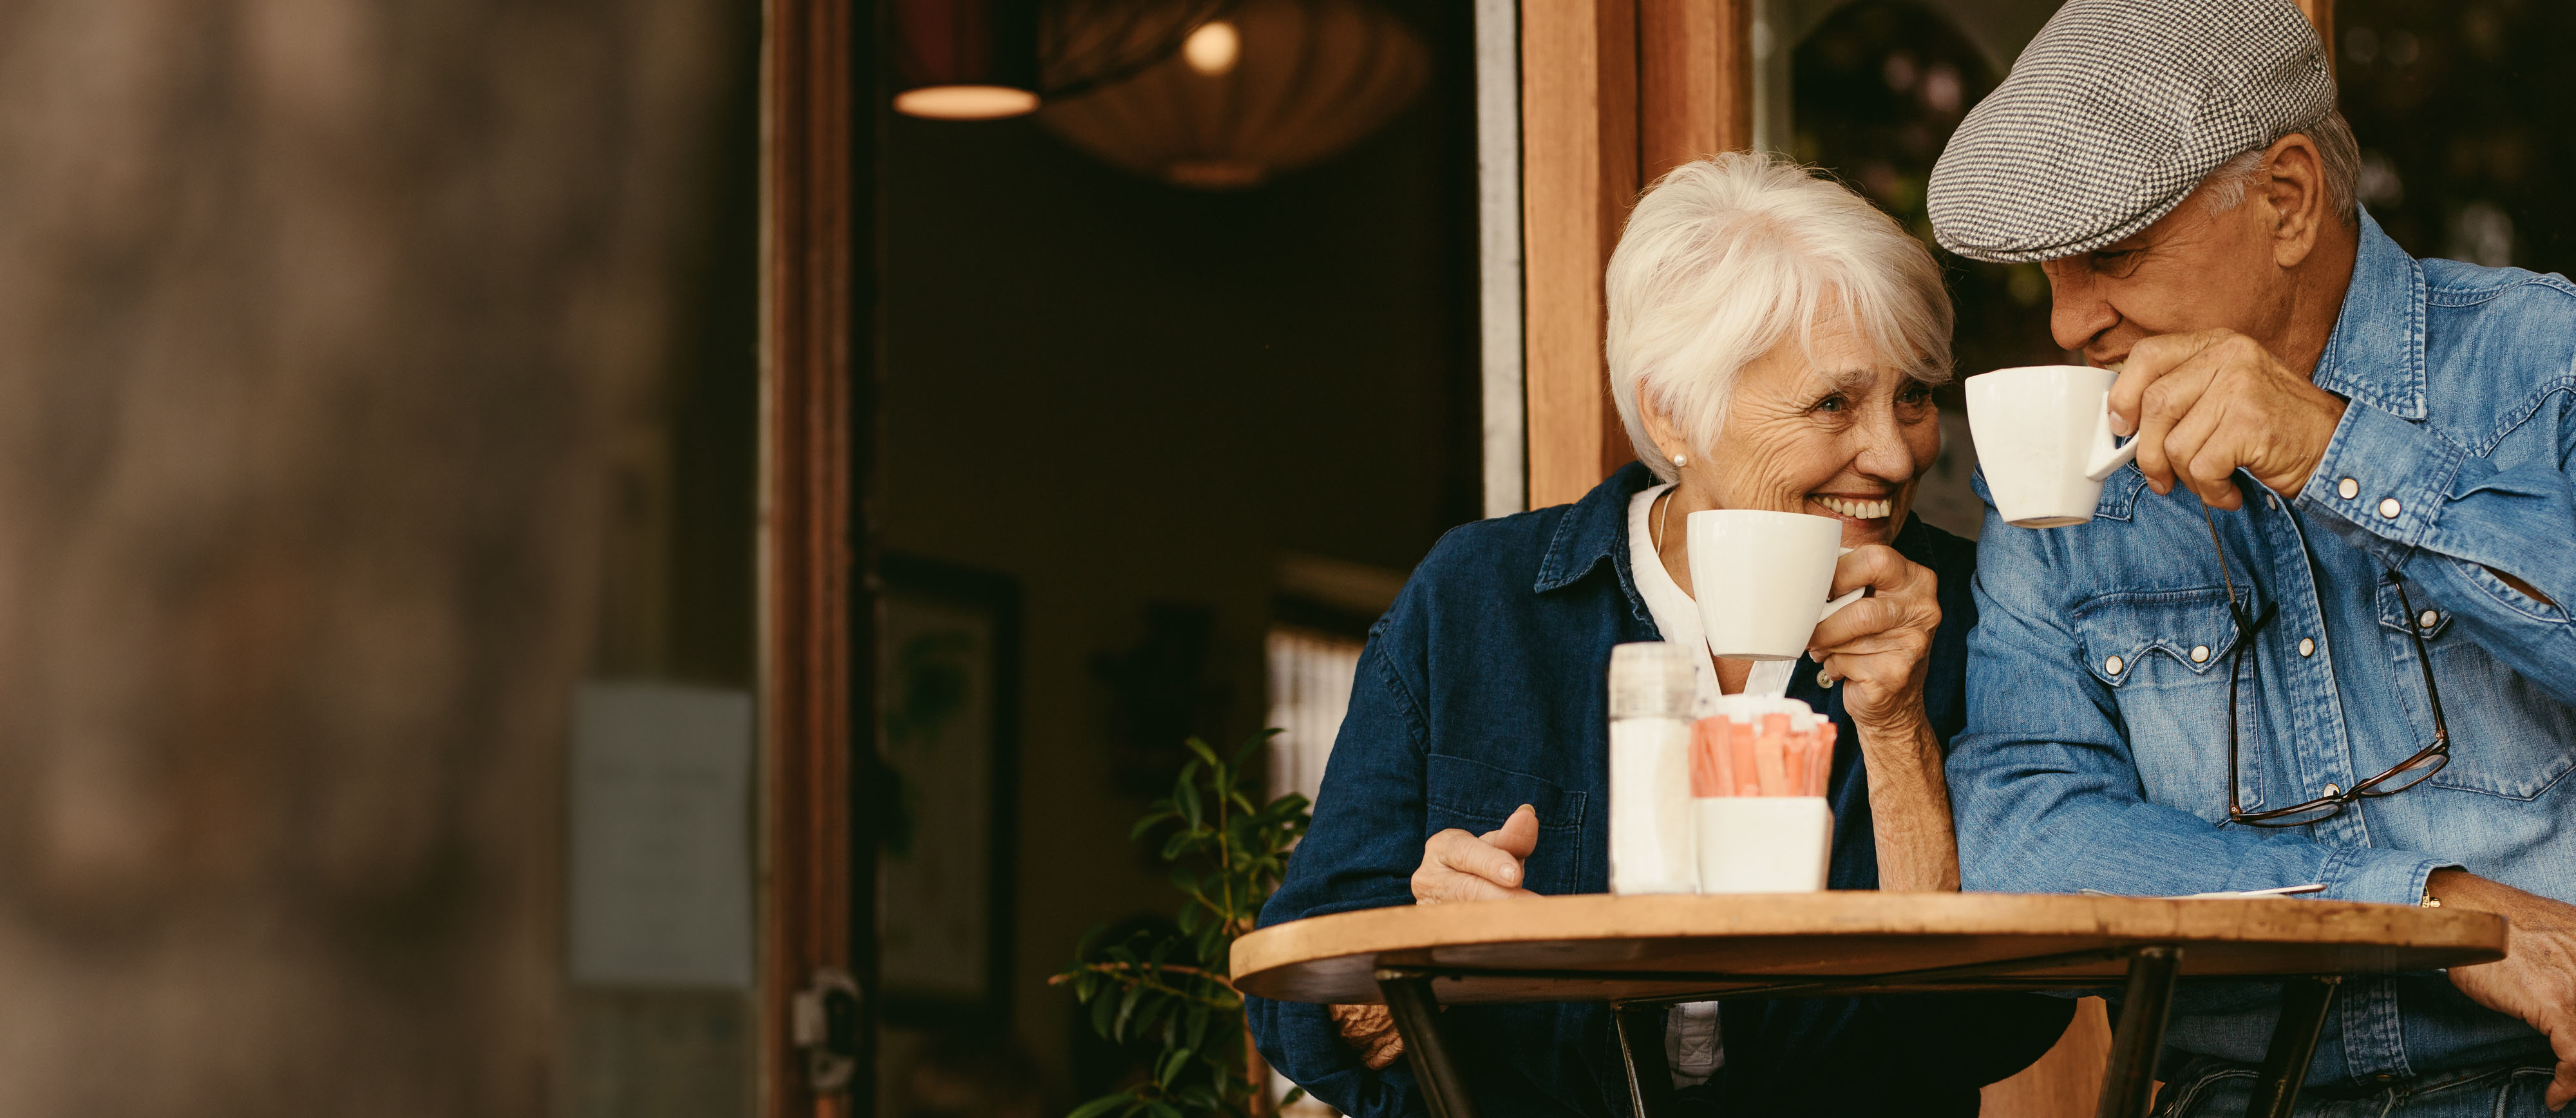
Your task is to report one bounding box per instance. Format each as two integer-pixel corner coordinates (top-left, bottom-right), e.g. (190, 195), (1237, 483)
(2311, 207), (2429, 421)
(1535, 462), (1658, 601)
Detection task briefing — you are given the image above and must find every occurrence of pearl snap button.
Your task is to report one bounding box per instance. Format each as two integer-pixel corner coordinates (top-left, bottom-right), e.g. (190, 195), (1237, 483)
(2298, 638), (2316, 657)
(2380, 497), (2401, 518)
(2190, 645), (2211, 663)
(2105, 655), (2125, 676)
(2267, 493), (2279, 509)
(2420, 610), (2439, 629)
(2338, 477), (2359, 500)
(2322, 783), (2342, 798)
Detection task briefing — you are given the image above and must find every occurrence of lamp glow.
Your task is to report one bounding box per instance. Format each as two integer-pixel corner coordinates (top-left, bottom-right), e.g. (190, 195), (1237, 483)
(894, 84), (1041, 120)
(1182, 21), (1241, 76)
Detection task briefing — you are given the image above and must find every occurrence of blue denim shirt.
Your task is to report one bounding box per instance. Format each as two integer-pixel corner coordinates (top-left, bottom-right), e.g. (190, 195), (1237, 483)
(1250, 463), (2072, 1118)
(1951, 210), (2575, 1086)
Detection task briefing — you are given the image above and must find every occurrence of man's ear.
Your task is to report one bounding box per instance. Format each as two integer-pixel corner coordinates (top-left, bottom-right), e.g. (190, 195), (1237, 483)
(2263, 133), (2328, 269)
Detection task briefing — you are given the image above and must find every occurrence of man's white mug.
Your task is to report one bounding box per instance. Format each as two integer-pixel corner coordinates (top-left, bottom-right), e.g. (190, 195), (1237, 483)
(1965, 365), (2141, 528)
(1686, 509), (1865, 660)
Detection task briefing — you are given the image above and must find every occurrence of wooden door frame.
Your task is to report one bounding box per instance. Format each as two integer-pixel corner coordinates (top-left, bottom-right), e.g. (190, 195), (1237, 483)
(759, 0), (876, 1112)
(1511, 0), (1752, 512)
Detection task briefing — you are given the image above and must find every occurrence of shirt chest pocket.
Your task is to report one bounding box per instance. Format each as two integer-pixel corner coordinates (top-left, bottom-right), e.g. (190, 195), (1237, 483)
(1424, 753), (1589, 895)
(2072, 589), (2257, 820)
(2376, 582), (2576, 800)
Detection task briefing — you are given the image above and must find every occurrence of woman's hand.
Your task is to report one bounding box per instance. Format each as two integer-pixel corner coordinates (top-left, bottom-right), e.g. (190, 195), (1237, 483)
(1805, 545), (1958, 891)
(1329, 806), (1546, 1068)
(1410, 804), (1540, 904)
(1806, 544), (1942, 734)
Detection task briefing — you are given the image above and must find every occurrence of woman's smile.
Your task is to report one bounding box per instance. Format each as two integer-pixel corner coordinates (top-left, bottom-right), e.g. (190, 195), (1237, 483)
(1811, 493), (1896, 523)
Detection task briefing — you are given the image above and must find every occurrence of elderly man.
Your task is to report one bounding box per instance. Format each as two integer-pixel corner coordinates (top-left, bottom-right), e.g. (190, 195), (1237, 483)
(1932, 1), (2576, 1115)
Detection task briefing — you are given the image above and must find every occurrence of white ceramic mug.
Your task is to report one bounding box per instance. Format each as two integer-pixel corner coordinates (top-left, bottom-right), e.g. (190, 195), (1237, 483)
(1685, 509), (1866, 660)
(1964, 365), (2141, 528)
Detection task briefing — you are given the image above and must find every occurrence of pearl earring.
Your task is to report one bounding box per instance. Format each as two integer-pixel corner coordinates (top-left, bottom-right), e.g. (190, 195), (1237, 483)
(1672, 453), (1689, 468)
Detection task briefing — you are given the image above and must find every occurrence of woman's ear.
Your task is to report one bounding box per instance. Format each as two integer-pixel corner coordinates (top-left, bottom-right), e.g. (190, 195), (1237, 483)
(1636, 386), (1690, 464)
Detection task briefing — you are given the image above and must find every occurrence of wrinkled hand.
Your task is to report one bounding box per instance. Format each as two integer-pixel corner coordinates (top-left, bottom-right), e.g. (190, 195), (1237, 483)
(1329, 1003), (1404, 1070)
(1410, 804), (1540, 904)
(2107, 329), (2347, 508)
(1806, 544), (1940, 734)
(2432, 871), (2576, 1110)
(1327, 807), (1546, 1067)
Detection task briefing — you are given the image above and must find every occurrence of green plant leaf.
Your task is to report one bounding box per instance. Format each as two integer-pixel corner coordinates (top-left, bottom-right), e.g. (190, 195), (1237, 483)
(1089, 985), (1119, 1038)
(1175, 777), (1203, 829)
(1154, 1047), (1191, 1088)
(1066, 1090), (1139, 1118)
(1142, 1101), (1185, 1118)
(1113, 984), (1143, 1041)
(1185, 737), (1222, 768)
(1282, 1086), (1307, 1107)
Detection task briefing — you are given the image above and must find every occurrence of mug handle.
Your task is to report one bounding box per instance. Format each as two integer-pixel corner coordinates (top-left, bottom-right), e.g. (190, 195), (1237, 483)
(2083, 397), (2141, 482)
(1820, 585), (1866, 620)
(1819, 547), (1865, 621)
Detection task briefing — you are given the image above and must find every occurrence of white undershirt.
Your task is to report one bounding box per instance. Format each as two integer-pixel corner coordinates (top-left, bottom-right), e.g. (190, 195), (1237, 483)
(1628, 483), (1795, 705)
(1627, 482), (1793, 1085)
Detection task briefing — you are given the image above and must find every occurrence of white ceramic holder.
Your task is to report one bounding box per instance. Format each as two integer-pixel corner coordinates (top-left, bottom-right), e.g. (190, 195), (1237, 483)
(1694, 795), (1833, 893)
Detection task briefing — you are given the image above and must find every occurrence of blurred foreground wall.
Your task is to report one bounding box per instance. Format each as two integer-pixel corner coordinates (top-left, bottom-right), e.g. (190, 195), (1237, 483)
(0, 1), (735, 1113)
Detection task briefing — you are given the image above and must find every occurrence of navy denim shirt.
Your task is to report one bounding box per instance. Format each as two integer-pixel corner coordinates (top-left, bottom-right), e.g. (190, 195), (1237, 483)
(1952, 210), (2573, 1084)
(1249, 464), (2072, 1118)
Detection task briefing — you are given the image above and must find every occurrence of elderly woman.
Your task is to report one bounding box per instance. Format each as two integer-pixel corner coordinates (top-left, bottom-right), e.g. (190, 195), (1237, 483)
(1246, 155), (2072, 1115)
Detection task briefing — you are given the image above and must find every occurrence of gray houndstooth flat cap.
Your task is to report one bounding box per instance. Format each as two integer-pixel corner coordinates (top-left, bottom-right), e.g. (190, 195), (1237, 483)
(1926, 0), (2334, 263)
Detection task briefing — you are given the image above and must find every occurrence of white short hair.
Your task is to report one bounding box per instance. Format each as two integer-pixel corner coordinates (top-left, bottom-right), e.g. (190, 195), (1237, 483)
(2200, 108), (2360, 224)
(1607, 153), (1954, 483)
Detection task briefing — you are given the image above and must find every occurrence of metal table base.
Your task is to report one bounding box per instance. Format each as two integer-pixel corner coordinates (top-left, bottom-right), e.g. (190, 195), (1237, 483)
(1372, 948), (2344, 1118)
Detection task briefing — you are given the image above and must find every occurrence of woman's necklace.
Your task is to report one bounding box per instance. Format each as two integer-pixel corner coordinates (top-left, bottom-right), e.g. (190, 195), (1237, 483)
(1653, 486), (1676, 553)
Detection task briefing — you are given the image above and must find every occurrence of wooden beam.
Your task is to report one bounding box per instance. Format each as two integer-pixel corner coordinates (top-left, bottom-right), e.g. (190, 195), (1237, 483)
(2296, 0), (2334, 73)
(1519, 0), (1638, 509)
(1520, 0), (1752, 509)
(1638, 0), (1753, 185)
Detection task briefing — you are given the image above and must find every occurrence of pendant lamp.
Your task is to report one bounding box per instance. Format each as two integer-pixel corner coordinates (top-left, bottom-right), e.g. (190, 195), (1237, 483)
(1037, 0), (1429, 189)
(894, 0), (1043, 119)
(895, 0), (1234, 121)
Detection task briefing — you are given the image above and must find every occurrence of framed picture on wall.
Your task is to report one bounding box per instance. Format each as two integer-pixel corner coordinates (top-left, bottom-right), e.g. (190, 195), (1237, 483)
(877, 553), (1021, 1027)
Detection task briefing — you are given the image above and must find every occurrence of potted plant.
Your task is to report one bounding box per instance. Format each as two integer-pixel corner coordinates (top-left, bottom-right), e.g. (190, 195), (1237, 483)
(1055, 731), (1313, 1118)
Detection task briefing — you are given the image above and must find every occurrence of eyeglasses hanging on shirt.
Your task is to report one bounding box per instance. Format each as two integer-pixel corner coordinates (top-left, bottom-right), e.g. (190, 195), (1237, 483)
(2204, 502), (2454, 828)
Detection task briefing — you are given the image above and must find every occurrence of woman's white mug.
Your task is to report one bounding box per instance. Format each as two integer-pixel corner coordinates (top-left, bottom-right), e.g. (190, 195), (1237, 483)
(1686, 509), (1864, 660)
(1964, 365), (2141, 528)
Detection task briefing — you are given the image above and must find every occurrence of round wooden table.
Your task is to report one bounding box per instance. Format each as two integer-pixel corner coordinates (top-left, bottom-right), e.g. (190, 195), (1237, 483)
(1232, 893), (2505, 1118)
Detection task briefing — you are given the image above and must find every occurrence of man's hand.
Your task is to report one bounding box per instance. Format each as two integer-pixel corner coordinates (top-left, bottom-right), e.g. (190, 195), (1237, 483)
(1410, 804), (1540, 904)
(2107, 328), (2347, 508)
(2430, 869), (2576, 1110)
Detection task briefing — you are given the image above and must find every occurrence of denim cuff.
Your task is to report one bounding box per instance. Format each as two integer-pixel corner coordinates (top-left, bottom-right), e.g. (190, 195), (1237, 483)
(2320, 846), (2459, 908)
(2298, 403), (2468, 560)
